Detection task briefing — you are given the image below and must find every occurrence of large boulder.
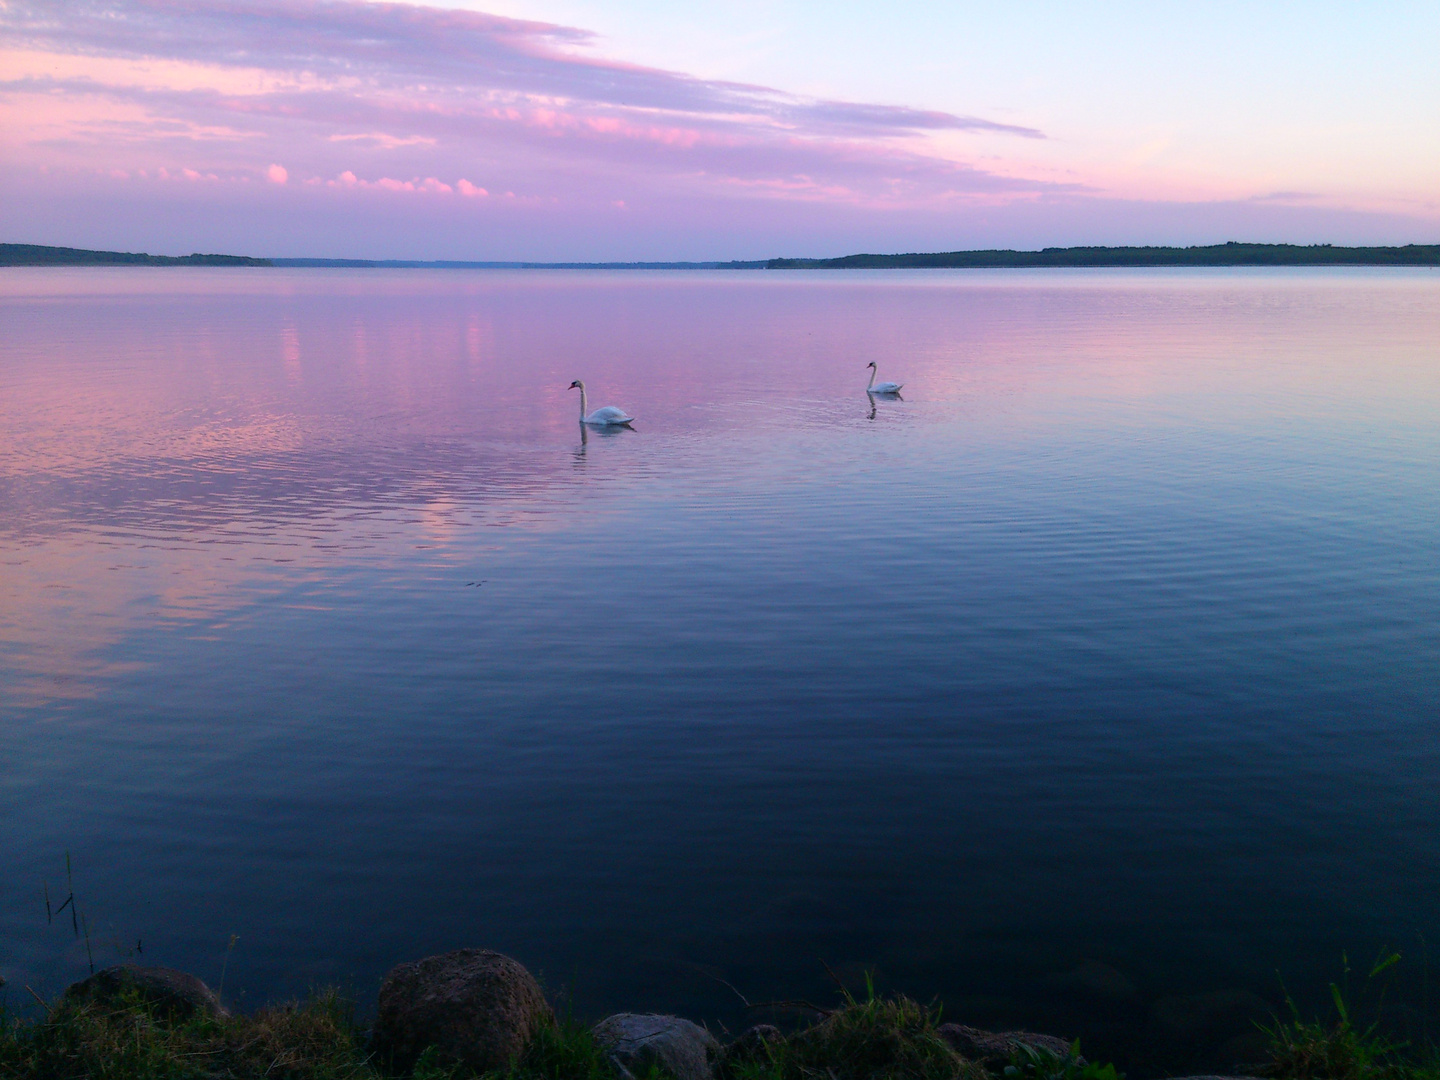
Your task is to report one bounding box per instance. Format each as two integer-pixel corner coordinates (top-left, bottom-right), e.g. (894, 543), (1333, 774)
(937, 1024), (1077, 1067)
(373, 949), (553, 1072)
(593, 1013), (720, 1080)
(63, 965), (227, 1020)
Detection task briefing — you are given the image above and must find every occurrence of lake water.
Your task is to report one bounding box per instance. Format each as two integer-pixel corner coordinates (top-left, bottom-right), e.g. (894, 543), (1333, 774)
(2, 267), (1438, 1075)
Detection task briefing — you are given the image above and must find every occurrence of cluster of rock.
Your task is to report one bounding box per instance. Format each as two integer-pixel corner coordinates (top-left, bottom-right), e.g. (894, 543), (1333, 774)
(53, 951), (1253, 1080)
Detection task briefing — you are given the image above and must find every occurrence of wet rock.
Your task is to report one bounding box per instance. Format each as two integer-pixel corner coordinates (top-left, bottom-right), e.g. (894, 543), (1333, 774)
(373, 948), (553, 1073)
(1150, 990), (1268, 1040)
(63, 965), (227, 1020)
(937, 1024), (1078, 1066)
(593, 1012), (720, 1080)
(1044, 961), (1139, 1002)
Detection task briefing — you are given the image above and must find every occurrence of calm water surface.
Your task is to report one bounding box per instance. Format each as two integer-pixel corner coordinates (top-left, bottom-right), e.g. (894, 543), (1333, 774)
(2, 268), (1438, 1074)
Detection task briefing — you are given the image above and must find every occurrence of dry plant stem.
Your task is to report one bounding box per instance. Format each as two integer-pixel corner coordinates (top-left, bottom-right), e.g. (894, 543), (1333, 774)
(24, 986), (50, 1015)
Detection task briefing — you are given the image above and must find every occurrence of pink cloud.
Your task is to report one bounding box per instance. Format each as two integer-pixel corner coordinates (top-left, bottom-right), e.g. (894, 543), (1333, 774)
(0, 0), (1054, 213)
(2, 0), (1435, 256)
(317, 170), (462, 194)
(6, 74), (1064, 206)
(0, 0), (1041, 138)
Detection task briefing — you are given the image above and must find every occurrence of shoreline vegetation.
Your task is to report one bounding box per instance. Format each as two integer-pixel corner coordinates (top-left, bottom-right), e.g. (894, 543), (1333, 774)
(2, 949), (1437, 1080)
(4, 241), (1440, 270)
(0, 243), (274, 267)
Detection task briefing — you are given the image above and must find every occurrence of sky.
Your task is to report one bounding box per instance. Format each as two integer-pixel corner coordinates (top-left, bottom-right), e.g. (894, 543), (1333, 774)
(2, 0), (1438, 260)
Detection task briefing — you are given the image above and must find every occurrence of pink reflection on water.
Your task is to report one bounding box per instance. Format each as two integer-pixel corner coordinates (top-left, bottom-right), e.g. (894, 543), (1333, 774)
(1, 267), (1438, 705)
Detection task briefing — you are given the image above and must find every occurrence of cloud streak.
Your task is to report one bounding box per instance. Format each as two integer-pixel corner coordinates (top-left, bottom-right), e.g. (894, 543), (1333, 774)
(0, 0), (1048, 210)
(6, 0), (1043, 137)
(4, 0), (1430, 257)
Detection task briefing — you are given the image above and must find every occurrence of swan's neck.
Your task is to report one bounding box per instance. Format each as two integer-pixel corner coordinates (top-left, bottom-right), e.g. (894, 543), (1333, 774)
(577, 385), (588, 420)
(867, 367), (876, 389)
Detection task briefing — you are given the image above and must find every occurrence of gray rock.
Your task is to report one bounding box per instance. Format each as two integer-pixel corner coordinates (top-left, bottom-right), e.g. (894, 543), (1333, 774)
(373, 948), (553, 1073)
(593, 1012), (720, 1080)
(937, 1024), (1078, 1066)
(63, 965), (227, 1020)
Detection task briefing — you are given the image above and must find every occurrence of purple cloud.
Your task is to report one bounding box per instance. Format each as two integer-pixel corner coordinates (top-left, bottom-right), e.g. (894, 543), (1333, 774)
(5, 0), (1043, 137)
(0, 0), (1049, 208)
(9, 0), (1424, 257)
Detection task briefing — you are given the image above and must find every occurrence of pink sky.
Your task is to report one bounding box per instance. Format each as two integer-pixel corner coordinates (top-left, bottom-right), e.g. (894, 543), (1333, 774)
(2, 0), (1437, 259)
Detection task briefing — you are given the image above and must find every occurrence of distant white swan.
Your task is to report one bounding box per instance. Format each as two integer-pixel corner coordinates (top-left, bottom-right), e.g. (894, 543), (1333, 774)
(569, 380), (634, 426)
(866, 362), (903, 394)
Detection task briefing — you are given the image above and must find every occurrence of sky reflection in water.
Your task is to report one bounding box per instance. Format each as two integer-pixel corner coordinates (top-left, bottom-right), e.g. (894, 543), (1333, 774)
(1, 268), (1438, 1075)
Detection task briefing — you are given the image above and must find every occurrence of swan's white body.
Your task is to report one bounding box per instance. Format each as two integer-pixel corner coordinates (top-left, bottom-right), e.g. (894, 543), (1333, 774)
(570, 381), (634, 426)
(866, 362), (903, 394)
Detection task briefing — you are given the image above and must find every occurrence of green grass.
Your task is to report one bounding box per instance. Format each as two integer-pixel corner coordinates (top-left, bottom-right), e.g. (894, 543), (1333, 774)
(0, 991), (630, 1080)
(1260, 953), (1440, 1080)
(0, 987), (379, 1080)
(3, 967), (1437, 1080)
(723, 981), (983, 1080)
(1001, 1042), (1122, 1080)
(414, 1018), (627, 1080)
(1261, 1005), (1440, 1080)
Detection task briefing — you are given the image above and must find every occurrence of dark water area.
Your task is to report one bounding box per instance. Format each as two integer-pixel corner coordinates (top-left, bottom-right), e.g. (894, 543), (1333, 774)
(2, 267), (1438, 1076)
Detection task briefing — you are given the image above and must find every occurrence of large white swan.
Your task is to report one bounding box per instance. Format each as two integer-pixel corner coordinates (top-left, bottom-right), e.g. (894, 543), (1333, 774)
(866, 362), (903, 394)
(569, 380), (634, 426)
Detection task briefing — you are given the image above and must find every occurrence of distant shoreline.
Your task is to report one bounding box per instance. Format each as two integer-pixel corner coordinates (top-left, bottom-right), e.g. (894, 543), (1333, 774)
(765, 242), (1440, 269)
(4, 241), (1439, 269)
(0, 244), (272, 267)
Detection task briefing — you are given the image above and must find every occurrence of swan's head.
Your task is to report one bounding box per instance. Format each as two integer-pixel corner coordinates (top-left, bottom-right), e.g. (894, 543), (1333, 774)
(569, 380), (584, 390)
(866, 362), (876, 369)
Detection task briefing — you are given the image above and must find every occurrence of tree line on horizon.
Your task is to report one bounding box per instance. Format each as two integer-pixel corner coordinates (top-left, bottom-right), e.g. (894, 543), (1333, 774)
(765, 242), (1440, 269)
(3, 241), (1439, 269)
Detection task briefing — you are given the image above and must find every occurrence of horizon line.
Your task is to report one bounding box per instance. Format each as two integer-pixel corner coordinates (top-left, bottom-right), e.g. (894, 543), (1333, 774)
(4, 241), (1440, 270)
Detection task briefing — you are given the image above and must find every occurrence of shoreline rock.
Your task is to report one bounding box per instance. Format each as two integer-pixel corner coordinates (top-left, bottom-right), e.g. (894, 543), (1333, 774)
(35, 952), (1276, 1080)
(372, 948), (553, 1073)
(593, 1012), (720, 1080)
(62, 964), (228, 1020)
(937, 1024), (1079, 1067)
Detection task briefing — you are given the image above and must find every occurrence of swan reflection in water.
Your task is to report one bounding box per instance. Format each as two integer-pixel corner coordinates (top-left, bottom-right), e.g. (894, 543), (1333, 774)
(867, 389), (904, 419)
(865, 361), (904, 418)
(572, 416), (632, 463)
